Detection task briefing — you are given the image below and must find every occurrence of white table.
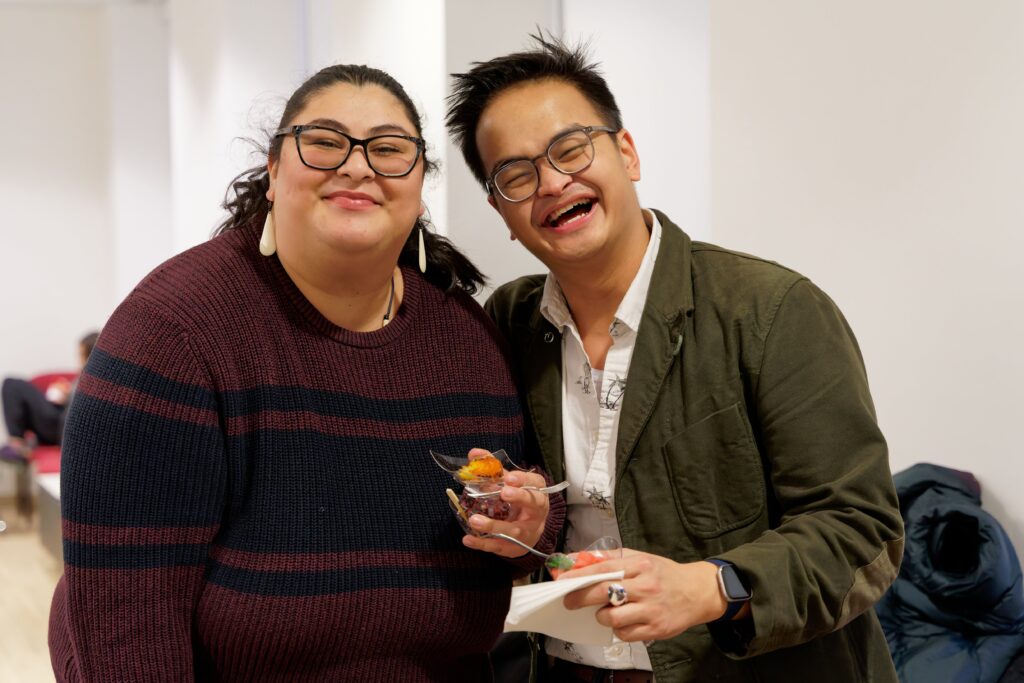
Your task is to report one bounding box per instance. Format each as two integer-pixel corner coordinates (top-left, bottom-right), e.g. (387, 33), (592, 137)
(36, 473), (61, 561)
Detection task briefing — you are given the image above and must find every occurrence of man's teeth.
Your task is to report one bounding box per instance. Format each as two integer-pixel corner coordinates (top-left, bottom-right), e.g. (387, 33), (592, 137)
(559, 211), (588, 226)
(548, 201), (591, 225)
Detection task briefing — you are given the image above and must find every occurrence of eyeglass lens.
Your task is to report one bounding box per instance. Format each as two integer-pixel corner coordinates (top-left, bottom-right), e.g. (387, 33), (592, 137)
(296, 128), (419, 176)
(493, 129), (598, 202)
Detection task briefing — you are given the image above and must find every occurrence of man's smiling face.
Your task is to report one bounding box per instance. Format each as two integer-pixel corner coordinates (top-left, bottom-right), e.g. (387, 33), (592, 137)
(475, 79), (644, 270)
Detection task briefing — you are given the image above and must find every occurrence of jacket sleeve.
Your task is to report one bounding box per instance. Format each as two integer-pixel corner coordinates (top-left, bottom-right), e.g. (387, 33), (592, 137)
(49, 295), (225, 682)
(712, 278), (904, 657)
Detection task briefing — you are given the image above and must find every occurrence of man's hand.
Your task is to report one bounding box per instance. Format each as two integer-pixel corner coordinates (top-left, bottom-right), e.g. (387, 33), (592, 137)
(460, 448), (551, 558)
(560, 549), (739, 642)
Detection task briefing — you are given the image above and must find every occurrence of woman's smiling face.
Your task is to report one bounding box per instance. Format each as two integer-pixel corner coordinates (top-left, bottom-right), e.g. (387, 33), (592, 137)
(267, 82), (425, 264)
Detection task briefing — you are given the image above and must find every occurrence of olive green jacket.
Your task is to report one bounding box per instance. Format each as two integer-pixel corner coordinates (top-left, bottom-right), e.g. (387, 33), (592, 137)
(486, 211), (904, 682)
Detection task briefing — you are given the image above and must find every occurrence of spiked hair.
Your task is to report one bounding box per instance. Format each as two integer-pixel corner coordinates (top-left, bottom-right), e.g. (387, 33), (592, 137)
(446, 33), (622, 189)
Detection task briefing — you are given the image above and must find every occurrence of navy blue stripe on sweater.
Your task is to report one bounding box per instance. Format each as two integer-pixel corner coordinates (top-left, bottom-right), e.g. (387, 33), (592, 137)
(217, 432), (520, 553)
(204, 563), (504, 597)
(61, 394), (226, 527)
(63, 396), (524, 548)
(90, 347), (521, 422)
(86, 348), (218, 410)
(64, 546), (509, 596)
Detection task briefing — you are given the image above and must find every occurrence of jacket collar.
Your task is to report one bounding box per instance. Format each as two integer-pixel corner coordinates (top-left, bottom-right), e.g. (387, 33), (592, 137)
(644, 209), (695, 325)
(519, 209), (695, 482)
(521, 312), (566, 482)
(537, 210), (664, 335)
(523, 209), (693, 327)
(613, 210), (693, 481)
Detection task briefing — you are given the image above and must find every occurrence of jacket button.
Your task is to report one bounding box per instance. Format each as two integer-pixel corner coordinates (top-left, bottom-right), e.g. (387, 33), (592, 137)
(543, 332), (555, 343)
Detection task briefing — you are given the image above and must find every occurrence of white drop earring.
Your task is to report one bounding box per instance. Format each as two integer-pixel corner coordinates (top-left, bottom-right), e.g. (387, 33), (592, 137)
(259, 205), (277, 256)
(417, 223), (427, 273)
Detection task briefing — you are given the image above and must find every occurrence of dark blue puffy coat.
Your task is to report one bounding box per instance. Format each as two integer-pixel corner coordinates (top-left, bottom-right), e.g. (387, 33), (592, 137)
(876, 463), (1024, 682)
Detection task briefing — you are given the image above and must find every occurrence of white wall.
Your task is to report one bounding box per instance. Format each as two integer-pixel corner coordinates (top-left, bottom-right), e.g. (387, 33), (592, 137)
(108, 3), (173, 301)
(563, 0), (710, 241)
(168, 0), (305, 251)
(444, 0), (553, 298)
(711, 0), (1024, 552)
(0, 4), (115, 496)
(0, 6), (113, 379)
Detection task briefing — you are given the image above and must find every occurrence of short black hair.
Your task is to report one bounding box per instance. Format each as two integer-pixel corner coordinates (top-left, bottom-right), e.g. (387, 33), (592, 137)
(79, 331), (99, 359)
(446, 33), (623, 189)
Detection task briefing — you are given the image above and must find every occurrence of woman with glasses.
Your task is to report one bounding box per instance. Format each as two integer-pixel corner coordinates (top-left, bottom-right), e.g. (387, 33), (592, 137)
(48, 64), (563, 682)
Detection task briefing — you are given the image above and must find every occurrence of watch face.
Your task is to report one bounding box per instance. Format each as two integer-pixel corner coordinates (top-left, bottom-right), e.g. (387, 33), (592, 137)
(720, 565), (751, 601)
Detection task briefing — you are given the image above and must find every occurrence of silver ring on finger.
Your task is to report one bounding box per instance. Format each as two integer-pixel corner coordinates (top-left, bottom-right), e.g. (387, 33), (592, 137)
(608, 582), (628, 607)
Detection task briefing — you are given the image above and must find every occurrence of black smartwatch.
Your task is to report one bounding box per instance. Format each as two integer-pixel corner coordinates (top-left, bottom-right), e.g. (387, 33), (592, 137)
(706, 559), (751, 622)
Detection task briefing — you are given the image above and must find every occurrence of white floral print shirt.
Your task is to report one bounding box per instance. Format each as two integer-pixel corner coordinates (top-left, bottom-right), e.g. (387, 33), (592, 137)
(541, 210), (663, 672)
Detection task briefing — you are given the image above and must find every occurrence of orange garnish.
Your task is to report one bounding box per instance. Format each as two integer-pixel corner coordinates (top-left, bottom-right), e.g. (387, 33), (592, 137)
(457, 455), (503, 480)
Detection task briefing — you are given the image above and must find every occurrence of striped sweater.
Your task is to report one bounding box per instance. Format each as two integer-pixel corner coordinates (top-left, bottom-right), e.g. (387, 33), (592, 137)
(48, 224), (563, 682)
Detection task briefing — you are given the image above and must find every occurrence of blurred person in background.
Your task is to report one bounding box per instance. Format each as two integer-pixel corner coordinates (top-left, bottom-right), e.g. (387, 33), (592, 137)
(0, 331), (98, 460)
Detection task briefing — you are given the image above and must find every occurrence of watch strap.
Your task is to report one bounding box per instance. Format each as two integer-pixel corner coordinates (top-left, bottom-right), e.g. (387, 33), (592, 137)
(706, 559), (749, 623)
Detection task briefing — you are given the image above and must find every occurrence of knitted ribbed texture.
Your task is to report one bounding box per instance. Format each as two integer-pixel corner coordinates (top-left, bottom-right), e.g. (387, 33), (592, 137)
(48, 224), (564, 682)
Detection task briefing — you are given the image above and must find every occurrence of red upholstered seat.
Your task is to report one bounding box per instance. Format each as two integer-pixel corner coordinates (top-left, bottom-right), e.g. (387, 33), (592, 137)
(33, 445), (62, 474)
(28, 371), (78, 395)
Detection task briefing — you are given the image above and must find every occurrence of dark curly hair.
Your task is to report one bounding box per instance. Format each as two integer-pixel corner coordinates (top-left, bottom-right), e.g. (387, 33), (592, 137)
(446, 33), (622, 190)
(217, 64), (484, 294)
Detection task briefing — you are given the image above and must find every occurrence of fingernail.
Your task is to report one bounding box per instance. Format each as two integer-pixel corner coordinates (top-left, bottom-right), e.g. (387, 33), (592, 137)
(469, 515), (486, 529)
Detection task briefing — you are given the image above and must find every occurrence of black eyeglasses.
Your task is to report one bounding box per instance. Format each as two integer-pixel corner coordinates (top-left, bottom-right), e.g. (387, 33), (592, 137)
(485, 125), (619, 202)
(275, 124), (425, 177)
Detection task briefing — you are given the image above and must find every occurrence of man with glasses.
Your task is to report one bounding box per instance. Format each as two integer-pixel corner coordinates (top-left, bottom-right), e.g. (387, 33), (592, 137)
(447, 37), (903, 683)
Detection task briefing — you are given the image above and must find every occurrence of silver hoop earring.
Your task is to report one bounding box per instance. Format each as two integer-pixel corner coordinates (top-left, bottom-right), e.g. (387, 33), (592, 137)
(259, 206), (277, 256)
(417, 223), (427, 273)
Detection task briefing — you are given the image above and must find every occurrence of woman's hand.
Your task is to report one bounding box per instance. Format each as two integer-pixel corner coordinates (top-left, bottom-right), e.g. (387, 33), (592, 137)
(460, 448), (551, 558)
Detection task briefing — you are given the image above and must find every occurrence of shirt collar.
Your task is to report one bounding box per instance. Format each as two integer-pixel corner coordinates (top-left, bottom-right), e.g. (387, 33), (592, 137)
(539, 209), (663, 334)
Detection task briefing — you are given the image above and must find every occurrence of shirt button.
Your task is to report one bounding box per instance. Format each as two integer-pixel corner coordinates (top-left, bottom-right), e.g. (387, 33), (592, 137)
(609, 644), (625, 657)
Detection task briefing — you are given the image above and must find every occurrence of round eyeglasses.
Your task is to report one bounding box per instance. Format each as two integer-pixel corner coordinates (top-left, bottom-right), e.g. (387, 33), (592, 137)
(486, 125), (618, 202)
(275, 124), (425, 177)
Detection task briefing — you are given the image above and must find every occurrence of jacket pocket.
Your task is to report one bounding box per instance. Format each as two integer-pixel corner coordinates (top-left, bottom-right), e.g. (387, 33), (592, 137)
(662, 401), (765, 539)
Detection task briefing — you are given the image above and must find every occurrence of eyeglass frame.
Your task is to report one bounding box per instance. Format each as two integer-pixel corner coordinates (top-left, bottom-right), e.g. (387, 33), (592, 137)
(484, 125), (620, 203)
(274, 124), (426, 177)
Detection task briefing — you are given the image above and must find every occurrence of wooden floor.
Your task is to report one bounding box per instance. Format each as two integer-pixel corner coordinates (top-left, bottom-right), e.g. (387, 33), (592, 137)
(0, 498), (62, 683)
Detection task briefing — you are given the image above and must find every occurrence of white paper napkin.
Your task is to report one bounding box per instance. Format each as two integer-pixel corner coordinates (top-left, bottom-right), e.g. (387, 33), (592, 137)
(503, 570), (625, 645)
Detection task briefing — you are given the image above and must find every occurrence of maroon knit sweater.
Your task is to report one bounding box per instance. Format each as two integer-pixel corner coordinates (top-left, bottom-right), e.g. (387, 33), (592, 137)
(48, 224), (563, 682)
